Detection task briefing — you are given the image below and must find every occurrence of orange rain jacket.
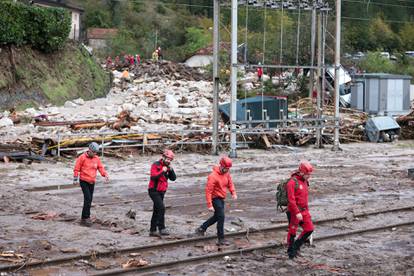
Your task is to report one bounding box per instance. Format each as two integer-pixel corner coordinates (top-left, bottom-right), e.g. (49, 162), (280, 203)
(205, 166), (236, 208)
(73, 152), (108, 184)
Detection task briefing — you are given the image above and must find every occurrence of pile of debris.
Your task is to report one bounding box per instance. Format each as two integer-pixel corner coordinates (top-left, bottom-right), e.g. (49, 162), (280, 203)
(130, 60), (210, 82)
(30, 131), (227, 158)
(397, 110), (414, 139)
(0, 143), (43, 163)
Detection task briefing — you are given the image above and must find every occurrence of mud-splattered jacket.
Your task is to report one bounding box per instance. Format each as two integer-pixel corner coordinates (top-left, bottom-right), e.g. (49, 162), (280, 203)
(73, 152), (108, 184)
(205, 166), (237, 208)
(148, 159), (176, 192)
(287, 173), (310, 216)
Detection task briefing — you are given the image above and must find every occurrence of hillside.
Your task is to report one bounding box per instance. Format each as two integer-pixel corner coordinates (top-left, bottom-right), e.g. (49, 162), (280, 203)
(0, 42), (111, 110)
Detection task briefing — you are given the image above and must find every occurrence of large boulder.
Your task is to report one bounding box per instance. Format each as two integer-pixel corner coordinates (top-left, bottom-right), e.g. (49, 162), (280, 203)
(165, 94), (179, 108)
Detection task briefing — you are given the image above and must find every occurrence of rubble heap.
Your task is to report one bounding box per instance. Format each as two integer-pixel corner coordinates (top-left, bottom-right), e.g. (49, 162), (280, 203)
(131, 61), (210, 81)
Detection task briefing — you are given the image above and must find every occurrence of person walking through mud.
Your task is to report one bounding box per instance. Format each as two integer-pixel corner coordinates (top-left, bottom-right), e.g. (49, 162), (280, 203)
(148, 149), (177, 236)
(286, 160), (314, 259)
(73, 142), (109, 227)
(195, 157), (237, 246)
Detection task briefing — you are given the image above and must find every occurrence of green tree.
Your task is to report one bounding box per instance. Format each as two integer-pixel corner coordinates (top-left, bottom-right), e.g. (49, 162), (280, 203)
(400, 23), (414, 50)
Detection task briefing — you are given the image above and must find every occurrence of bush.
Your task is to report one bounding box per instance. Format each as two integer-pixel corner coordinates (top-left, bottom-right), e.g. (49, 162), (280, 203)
(0, 1), (70, 52)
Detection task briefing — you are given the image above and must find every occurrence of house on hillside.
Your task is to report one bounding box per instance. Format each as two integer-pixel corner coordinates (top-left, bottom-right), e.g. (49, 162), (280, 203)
(87, 28), (118, 50)
(32, 0), (84, 41)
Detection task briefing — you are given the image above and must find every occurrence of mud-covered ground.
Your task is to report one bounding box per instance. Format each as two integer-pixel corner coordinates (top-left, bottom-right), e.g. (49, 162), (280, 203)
(0, 141), (413, 275)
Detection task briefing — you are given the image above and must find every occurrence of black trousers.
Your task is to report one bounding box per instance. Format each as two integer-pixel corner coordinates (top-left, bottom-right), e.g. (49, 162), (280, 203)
(149, 189), (166, 232)
(201, 198), (225, 239)
(80, 180), (95, 219)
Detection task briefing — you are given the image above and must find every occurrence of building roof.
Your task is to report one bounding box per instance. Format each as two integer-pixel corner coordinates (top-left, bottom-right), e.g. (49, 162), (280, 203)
(354, 73), (412, 80)
(33, 0), (84, 12)
(87, 28), (118, 40)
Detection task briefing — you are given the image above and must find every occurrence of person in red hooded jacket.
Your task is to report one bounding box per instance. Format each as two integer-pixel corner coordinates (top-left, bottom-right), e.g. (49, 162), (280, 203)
(195, 157), (237, 245)
(148, 149), (177, 236)
(73, 142), (109, 227)
(286, 160), (314, 259)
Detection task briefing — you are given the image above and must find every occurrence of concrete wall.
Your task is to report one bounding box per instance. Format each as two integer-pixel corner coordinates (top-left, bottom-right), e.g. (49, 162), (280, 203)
(88, 39), (108, 50)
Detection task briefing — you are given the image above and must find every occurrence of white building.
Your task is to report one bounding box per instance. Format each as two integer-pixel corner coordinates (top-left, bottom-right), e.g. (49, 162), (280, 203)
(33, 0), (83, 41)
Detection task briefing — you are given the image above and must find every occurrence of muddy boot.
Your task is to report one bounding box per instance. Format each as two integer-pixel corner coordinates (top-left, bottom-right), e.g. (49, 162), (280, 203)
(288, 232), (311, 259)
(80, 218), (92, 227)
(216, 238), (230, 246)
(195, 227), (205, 236)
(159, 228), (170, 236)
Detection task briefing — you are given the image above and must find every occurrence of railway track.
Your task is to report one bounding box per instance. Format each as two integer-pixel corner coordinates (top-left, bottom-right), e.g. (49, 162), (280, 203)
(1, 205), (413, 275)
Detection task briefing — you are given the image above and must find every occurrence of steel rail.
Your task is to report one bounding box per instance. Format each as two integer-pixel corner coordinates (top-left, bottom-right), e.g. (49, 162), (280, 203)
(92, 220), (414, 275)
(0, 205), (412, 273)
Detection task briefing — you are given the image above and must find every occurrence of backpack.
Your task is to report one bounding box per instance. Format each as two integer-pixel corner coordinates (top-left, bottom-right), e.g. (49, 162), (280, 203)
(276, 177), (299, 211)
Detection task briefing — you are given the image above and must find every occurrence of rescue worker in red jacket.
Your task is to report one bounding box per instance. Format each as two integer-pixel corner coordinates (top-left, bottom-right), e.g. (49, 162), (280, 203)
(195, 157), (237, 245)
(148, 149), (177, 236)
(257, 63), (263, 81)
(73, 142), (109, 226)
(286, 160), (314, 259)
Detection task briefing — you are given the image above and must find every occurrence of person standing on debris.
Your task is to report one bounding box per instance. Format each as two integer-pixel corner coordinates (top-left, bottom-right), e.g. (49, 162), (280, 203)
(148, 149), (177, 236)
(152, 50), (159, 62)
(136, 54), (141, 65)
(73, 142), (109, 227)
(195, 157), (237, 246)
(157, 47), (163, 60)
(286, 160), (314, 259)
(106, 56), (113, 69)
(257, 63), (263, 81)
(121, 69), (130, 91)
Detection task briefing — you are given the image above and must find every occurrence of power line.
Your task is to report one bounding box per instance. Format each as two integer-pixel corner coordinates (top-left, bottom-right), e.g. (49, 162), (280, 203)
(343, 0), (414, 9)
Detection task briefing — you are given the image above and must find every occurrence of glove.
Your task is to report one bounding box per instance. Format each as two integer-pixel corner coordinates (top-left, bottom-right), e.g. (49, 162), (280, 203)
(73, 177), (79, 185)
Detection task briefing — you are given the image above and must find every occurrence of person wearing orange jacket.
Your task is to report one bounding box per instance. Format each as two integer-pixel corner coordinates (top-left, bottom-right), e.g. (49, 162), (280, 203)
(286, 160), (314, 259)
(195, 157), (237, 245)
(148, 149), (177, 236)
(73, 142), (109, 226)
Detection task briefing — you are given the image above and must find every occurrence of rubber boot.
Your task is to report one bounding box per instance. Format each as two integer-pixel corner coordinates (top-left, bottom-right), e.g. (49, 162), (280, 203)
(288, 231), (313, 259)
(287, 235), (296, 253)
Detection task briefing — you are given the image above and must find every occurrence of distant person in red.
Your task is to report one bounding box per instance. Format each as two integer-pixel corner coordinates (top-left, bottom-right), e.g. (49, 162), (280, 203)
(157, 46), (163, 60)
(73, 142), (109, 227)
(128, 55), (135, 66)
(148, 149), (177, 236)
(114, 56), (120, 67)
(136, 54), (141, 65)
(106, 56), (113, 69)
(257, 63), (263, 81)
(286, 160), (314, 259)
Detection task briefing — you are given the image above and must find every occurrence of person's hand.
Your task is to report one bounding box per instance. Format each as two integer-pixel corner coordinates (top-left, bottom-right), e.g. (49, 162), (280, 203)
(296, 213), (303, 221)
(232, 194), (238, 200)
(73, 178), (79, 185)
(208, 206), (214, 212)
(162, 166), (168, 172)
(105, 176), (110, 183)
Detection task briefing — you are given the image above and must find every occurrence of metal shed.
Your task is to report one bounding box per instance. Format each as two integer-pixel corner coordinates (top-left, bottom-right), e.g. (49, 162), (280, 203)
(219, 96), (288, 128)
(350, 73), (412, 116)
(365, 116), (400, 142)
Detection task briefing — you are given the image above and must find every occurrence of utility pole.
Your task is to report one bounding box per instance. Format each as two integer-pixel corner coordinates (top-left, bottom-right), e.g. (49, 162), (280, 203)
(212, 0), (220, 155)
(309, 7), (316, 98)
(315, 4), (322, 148)
(230, 0), (238, 158)
(321, 12), (327, 110)
(333, 0), (341, 150)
